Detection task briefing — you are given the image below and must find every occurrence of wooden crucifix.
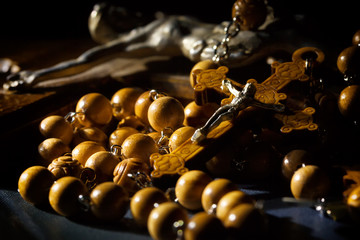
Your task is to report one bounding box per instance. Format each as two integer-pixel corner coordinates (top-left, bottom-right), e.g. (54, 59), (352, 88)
(149, 47), (324, 179)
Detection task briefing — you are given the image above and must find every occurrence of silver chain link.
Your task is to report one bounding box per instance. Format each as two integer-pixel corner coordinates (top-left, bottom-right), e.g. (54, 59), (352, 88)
(212, 18), (241, 64)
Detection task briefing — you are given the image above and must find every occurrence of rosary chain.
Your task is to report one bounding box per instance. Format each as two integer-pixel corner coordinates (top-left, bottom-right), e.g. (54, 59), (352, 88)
(213, 18), (241, 64)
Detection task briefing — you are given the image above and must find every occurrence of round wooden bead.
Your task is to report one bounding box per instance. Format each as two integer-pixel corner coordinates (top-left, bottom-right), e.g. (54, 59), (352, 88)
(90, 182), (129, 221)
(111, 87), (143, 120)
(75, 93), (113, 127)
(18, 166), (54, 205)
(49, 176), (88, 217)
(39, 115), (73, 145)
(183, 101), (219, 128)
(175, 170), (213, 210)
(169, 126), (195, 152)
(352, 30), (360, 45)
(290, 165), (331, 200)
(147, 131), (162, 144)
(184, 211), (225, 240)
(201, 178), (238, 213)
(338, 85), (360, 120)
(134, 90), (163, 125)
(223, 203), (266, 238)
(148, 202), (189, 240)
(216, 190), (254, 222)
(72, 141), (106, 166)
(113, 158), (150, 196)
(189, 60), (218, 87)
(121, 133), (158, 164)
(232, 0), (267, 30)
(109, 127), (138, 147)
(130, 187), (169, 226)
(347, 185), (360, 222)
(72, 126), (108, 147)
(48, 155), (83, 180)
(281, 149), (313, 181)
(148, 96), (184, 132)
(38, 138), (71, 165)
(85, 151), (120, 183)
(337, 45), (360, 75)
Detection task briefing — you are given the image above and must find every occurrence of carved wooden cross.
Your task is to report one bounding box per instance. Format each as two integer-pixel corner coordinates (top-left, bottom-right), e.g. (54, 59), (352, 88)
(150, 47), (324, 178)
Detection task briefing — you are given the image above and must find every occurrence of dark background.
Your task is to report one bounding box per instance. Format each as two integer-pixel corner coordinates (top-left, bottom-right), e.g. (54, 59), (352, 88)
(0, 0), (359, 46)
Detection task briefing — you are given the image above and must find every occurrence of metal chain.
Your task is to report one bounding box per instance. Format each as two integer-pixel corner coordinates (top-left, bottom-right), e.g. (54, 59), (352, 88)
(212, 18), (241, 64)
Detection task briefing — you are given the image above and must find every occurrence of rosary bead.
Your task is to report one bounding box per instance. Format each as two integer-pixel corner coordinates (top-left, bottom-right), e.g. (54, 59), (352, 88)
(148, 96), (184, 132)
(337, 45), (360, 76)
(90, 182), (129, 221)
(113, 158), (150, 196)
(347, 185), (360, 222)
(168, 126), (195, 152)
(111, 87), (143, 120)
(72, 126), (108, 147)
(38, 138), (71, 165)
(201, 178), (238, 213)
(75, 93), (113, 127)
(290, 165), (331, 200)
(18, 166), (55, 205)
(85, 151), (120, 184)
(338, 85), (360, 120)
(223, 203), (267, 238)
(184, 211), (225, 240)
(130, 187), (169, 227)
(183, 101), (219, 129)
(232, 0), (267, 30)
(352, 30), (360, 45)
(147, 131), (162, 143)
(134, 90), (163, 126)
(48, 155), (83, 180)
(72, 141), (106, 166)
(39, 115), (73, 145)
(281, 149), (313, 181)
(147, 202), (188, 240)
(121, 133), (158, 164)
(109, 127), (138, 147)
(175, 170), (213, 210)
(49, 176), (88, 217)
(216, 190), (255, 222)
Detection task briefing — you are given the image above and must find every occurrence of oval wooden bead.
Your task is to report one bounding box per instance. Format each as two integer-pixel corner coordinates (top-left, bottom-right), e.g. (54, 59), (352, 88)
(183, 101), (219, 128)
(223, 203), (267, 238)
(113, 158), (150, 196)
(130, 187), (168, 226)
(201, 178), (238, 213)
(232, 0), (267, 30)
(38, 138), (71, 165)
(216, 190), (254, 222)
(281, 149), (313, 181)
(72, 126), (108, 147)
(347, 185), (360, 222)
(148, 202), (189, 240)
(18, 166), (54, 205)
(184, 212), (225, 240)
(49, 176), (88, 217)
(175, 170), (212, 210)
(109, 127), (138, 147)
(85, 151), (120, 184)
(111, 87), (143, 120)
(75, 93), (113, 127)
(148, 96), (184, 132)
(338, 85), (360, 120)
(90, 182), (129, 221)
(290, 165), (331, 200)
(39, 115), (73, 145)
(72, 141), (106, 166)
(169, 126), (195, 152)
(121, 133), (158, 164)
(352, 30), (360, 45)
(337, 45), (360, 75)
